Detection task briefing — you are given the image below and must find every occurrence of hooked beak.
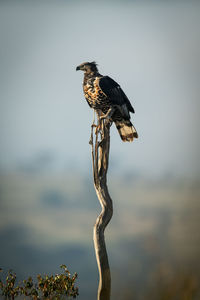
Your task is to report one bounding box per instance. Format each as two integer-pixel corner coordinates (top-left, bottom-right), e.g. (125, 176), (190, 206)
(76, 65), (81, 71)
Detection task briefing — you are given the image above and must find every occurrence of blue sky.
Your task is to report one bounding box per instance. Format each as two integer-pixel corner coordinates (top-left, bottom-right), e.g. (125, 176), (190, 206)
(0, 0), (199, 178)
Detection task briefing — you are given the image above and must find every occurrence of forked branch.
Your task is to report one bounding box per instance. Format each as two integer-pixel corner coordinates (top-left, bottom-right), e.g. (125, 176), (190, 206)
(90, 114), (113, 300)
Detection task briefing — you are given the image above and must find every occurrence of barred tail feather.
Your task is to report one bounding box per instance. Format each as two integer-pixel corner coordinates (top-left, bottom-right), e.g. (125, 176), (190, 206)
(115, 120), (138, 142)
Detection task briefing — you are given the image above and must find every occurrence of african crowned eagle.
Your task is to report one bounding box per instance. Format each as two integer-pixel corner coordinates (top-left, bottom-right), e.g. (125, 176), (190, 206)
(76, 61), (138, 142)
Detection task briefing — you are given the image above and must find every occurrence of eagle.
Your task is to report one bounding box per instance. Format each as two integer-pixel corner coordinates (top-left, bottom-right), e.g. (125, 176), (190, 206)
(76, 61), (138, 142)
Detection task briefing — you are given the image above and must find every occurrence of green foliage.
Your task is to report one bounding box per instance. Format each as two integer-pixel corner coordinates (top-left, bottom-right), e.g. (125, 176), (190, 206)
(0, 265), (78, 299)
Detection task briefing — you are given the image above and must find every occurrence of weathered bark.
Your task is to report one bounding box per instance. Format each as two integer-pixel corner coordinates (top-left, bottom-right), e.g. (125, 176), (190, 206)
(90, 116), (113, 300)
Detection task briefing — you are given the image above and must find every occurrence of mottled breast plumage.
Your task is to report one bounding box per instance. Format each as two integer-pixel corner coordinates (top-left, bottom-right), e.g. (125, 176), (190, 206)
(83, 77), (111, 113)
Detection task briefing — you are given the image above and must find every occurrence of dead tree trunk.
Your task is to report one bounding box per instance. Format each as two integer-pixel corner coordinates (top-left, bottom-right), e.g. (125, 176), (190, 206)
(89, 115), (113, 300)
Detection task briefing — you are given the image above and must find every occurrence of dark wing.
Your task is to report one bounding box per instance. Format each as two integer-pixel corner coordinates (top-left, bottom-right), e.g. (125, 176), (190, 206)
(98, 76), (135, 114)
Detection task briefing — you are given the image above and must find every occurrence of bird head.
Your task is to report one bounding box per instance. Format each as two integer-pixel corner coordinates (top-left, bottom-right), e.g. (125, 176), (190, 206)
(76, 61), (98, 73)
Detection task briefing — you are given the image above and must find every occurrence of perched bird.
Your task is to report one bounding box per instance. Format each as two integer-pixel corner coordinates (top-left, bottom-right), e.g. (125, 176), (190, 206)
(76, 61), (138, 142)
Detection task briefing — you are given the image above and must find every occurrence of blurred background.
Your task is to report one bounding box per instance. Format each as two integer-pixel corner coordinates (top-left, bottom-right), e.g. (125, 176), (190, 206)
(0, 0), (200, 299)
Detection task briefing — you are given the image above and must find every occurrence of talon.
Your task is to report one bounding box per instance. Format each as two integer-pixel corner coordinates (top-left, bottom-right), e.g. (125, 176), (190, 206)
(105, 119), (112, 126)
(100, 115), (112, 124)
(100, 115), (105, 121)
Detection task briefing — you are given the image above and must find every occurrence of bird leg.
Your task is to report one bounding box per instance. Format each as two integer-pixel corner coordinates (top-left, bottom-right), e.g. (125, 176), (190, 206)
(100, 107), (114, 123)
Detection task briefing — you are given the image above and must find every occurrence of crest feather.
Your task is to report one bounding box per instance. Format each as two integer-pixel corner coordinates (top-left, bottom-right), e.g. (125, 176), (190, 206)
(90, 61), (98, 66)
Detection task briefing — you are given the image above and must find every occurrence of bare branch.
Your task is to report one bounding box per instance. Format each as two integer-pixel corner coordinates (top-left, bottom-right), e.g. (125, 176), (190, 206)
(89, 112), (113, 300)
